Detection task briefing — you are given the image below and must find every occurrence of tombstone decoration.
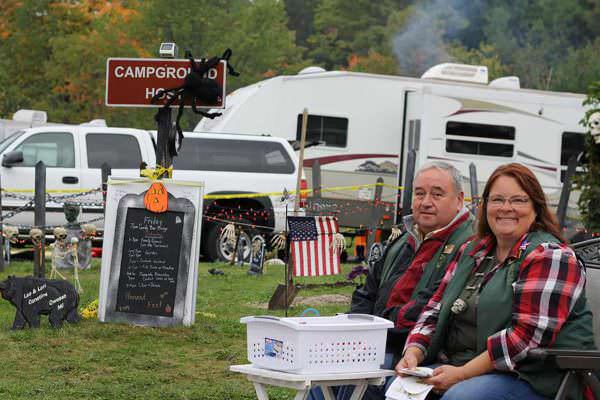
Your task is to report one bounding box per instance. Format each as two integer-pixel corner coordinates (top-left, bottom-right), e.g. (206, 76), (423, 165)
(98, 178), (203, 327)
(59, 203), (93, 270)
(367, 242), (384, 267)
(247, 235), (266, 276)
(235, 232), (252, 266)
(0, 275), (80, 329)
(573, 238), (600, 268)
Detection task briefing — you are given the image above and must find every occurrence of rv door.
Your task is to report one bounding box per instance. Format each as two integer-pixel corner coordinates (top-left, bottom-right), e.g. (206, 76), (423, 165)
(395, 90), (423, 223)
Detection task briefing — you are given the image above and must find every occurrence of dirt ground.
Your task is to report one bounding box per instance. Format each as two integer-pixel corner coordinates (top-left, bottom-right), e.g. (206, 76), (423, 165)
(250, 293), (351, 309)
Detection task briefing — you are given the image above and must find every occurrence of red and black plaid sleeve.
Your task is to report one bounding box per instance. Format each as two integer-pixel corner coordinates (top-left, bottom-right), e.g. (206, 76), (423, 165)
(404, 241), (470, 354)
(487, 242), (586, 371)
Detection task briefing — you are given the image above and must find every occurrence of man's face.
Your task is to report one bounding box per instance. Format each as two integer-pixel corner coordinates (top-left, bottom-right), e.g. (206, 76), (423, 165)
(412, 168), (464, 235)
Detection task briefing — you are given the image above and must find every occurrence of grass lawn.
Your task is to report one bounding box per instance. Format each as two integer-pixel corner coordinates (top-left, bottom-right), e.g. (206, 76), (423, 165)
(0, 258), (359, 399)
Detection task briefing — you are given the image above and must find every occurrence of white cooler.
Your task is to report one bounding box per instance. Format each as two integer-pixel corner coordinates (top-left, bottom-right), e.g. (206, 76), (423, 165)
(241, 314), (394, 374)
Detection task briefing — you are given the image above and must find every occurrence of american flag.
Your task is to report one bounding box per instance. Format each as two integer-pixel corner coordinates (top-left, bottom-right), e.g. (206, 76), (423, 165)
(288, 216), (341, 277)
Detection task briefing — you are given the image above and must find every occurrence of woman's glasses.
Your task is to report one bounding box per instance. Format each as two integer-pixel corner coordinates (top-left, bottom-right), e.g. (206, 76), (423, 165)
(486, 195), (530, 208)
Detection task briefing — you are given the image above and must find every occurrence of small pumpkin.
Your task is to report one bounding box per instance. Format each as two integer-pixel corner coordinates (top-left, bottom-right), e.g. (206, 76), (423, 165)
(144, 182), (168, 213)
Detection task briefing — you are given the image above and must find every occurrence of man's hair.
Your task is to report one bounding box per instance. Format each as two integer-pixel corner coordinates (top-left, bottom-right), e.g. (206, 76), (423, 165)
(414, 161), (463, 194)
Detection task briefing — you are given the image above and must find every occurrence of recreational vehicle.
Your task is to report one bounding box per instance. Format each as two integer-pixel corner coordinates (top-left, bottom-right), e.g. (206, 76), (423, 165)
(195, 63), (588, 228)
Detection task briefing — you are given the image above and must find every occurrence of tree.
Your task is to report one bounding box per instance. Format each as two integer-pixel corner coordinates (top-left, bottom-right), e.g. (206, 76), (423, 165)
(576, 82), (600, 234)
(307, 0), (397, 70)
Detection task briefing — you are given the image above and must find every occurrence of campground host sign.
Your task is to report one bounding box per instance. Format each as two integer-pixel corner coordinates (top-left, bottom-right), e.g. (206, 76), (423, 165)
(105, 58), (226, 108)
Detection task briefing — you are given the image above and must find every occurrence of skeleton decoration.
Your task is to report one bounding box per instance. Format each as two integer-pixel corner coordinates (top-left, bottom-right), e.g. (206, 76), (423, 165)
(332, 232), (346, 254)
(70, 237), (83, 294)
(219, 223), (236, 246)
(49, 228), (84, 293)
(2, 225), (19, 263)
(387, 225), (402, 243)
(589, 111), (600, 144)
(270, 231), (287, 251)
(29, 228), (43, 246)
(81, 224), (97, 239)
(3, 225), (19, 243)
(50, 227), (68, 280)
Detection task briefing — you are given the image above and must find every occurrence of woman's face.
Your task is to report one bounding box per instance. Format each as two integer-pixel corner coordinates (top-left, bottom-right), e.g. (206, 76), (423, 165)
(486, 175), (536, 243)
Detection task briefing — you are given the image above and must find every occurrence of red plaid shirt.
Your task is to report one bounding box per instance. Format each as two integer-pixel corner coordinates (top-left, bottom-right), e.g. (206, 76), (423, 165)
(406, 233), (586, 372)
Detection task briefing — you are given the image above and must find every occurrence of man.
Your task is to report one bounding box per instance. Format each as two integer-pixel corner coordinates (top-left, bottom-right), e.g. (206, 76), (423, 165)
(329, 161), (474, 400)
(352, 162), (473, 359)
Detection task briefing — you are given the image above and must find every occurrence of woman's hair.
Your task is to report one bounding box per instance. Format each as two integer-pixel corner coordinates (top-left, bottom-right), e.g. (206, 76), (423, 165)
(477, 163), (564, 241)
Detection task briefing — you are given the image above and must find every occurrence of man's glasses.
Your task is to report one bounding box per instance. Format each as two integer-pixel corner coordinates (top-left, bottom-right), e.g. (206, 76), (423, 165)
(486, 195), (530, 208)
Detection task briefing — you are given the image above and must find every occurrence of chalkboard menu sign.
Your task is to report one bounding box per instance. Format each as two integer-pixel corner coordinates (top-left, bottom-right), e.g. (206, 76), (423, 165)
(98, 178), (203, 327)
(115, 209), (184, 316)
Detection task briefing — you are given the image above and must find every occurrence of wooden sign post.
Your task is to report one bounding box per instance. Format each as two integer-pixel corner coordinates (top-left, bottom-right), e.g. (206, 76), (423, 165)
(98, 178), (203, 327)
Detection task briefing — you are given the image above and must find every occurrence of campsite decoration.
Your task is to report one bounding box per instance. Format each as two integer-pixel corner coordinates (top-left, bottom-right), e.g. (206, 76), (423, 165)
(29, 228), (43, 247)
(589, 111), (600, 144)
(0, 275), (80, 329)
(81, 299), (99, 319)
(49, 227), (68, 279)
(288, 216), (341, 277)
(367, 242), (384, 266)
(144, 182), (168, 213)
(151, 49), (239, 155)
(2, 225), (18, 263)
(387, 225), (402, 243)
(98, 179), (203, 327)
(247, 235), (266, 275)
(70, 237), (83, 294)
(61, 203), (93, 270)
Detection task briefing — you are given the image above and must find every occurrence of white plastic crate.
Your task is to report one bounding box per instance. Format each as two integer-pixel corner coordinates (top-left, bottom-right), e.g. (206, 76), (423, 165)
(240, 314), (393, 374)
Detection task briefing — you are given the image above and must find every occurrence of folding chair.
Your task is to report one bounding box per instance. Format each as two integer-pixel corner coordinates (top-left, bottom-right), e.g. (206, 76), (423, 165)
(529, 238), (600, 399)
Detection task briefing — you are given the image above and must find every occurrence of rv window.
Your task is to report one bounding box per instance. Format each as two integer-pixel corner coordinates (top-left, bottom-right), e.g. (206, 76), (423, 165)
(446, 121), (515, 140)
(296, 114), (348, 148)
(173, 138), (295, 174)
(560, 131), (586, 182)
(446, 139), (514, 158)
(445, 121), (515, 158)
(14, 132), (75, 168)
(86, 134), (143, 169)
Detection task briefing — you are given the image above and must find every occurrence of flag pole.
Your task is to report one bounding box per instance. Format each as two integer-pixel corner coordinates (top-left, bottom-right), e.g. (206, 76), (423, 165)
(290, 108), (308, 283)
(284, 201), (289, 317)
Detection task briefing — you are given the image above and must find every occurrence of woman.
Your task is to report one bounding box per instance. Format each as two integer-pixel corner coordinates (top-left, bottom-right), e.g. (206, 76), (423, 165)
(396, 163), (595, 399)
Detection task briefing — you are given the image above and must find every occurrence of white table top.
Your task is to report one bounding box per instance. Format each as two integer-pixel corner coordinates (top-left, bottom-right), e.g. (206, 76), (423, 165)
(230, 364), (395, 382)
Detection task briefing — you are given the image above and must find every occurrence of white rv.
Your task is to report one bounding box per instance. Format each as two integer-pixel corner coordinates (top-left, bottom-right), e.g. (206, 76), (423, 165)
(195, 63), (587, 226)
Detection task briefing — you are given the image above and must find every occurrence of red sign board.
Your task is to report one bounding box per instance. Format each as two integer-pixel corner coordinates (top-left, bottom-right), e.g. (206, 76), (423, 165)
(105, 58), (226, 108)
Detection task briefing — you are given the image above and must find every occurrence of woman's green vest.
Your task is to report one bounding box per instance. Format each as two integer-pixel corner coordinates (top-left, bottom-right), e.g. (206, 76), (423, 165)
(425, 231), (595, 399)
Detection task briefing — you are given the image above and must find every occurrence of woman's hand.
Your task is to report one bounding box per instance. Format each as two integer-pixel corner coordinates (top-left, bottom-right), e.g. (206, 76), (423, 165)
(395, 347), (424, 374)
(424, 365), (466, 391)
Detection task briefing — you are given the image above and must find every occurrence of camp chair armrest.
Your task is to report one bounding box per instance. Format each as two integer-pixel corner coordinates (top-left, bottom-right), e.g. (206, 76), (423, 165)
(529, 348), (600, 370)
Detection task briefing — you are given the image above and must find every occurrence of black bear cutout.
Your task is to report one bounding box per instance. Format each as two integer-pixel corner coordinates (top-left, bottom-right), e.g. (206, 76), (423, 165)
(0, 276), (80, 329)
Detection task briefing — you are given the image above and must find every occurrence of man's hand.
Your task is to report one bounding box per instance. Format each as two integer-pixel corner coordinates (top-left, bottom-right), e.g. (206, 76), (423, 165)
(424, 365), (466, 391)
(395, 347), (424, 374)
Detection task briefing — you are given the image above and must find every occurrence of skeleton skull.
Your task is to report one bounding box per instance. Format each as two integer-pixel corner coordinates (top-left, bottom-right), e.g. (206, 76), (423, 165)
(81, 224), (97, 239)
(589, 111), (600, 144)
(29, 228), (43, 243)
(53, 227), (68, 242)
(3, 225), (19, 243)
